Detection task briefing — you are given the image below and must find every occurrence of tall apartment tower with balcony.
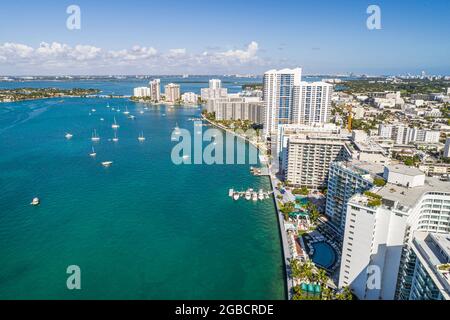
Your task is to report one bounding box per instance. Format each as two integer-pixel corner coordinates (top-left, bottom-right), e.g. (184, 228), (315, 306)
(263, 68), (334, 140)
(263, 68), (302, 139)
(149, 79), (161, 102)
(338, 164), (450, 300)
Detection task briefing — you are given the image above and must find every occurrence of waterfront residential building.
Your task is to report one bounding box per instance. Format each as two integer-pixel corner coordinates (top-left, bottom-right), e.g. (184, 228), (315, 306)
(263, 68), (334, 139)
(133, 86), (151, 97)
(284, 132), (352, 189)
(444, 138), (450, 158)
(181, 92), (198, 105)
(338, 165), (450, 300)
(164, 83), (180, 103)
(206, 96), (264, 124)
(263, 68), (302, 138)
(400, 232), (450, 300)
(325, 161), (384, 234)
(296, 81), (333, 125)
(149, 79), (161, 102)
(200, 79), (228, 101)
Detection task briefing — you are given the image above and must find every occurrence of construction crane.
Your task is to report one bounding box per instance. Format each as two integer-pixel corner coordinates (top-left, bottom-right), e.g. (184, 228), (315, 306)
(345, 105), (353, 132)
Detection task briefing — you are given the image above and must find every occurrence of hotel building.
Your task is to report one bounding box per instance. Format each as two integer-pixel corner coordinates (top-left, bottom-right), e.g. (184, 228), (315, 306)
(338, 164), (450, 300)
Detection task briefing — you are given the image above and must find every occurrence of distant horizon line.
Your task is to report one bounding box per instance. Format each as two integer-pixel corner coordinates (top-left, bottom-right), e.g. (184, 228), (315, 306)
(2, 73), (449, 78)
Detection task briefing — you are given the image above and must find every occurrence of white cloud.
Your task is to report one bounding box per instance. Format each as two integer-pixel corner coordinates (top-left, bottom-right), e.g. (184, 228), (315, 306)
(0, 41), (267, 74)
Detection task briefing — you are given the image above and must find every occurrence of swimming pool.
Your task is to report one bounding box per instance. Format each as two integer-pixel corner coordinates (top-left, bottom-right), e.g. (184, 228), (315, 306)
(311, 242), (336, 269)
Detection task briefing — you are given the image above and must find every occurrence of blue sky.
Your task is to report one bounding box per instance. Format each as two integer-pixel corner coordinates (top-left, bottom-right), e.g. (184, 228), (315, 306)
(0, 0), (449, 75)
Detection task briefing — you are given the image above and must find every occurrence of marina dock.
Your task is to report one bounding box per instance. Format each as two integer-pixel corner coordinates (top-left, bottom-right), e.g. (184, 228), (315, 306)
(228, 188), (273, 201)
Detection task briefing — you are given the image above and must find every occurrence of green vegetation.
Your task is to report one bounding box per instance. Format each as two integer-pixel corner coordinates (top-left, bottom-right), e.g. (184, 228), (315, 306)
(292, 186), (309, 196)
(0, 87), (100, 102)
(339, 79), (450, 96)
(291, 260), (351, 300)
(280, 202), (295, 221)
(438, 264), (450, 271)
(364, 191), (382, 207)
(242, 83), (263, 91)
(373, 177), (387, 187)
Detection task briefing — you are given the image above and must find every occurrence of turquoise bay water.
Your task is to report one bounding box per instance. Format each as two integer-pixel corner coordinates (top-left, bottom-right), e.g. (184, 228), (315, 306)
(0, 79), (285, 299)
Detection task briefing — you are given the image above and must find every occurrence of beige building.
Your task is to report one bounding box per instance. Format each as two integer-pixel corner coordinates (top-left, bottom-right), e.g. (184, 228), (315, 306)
(164, 83), (180, 103)
(284, 133), (352, 189)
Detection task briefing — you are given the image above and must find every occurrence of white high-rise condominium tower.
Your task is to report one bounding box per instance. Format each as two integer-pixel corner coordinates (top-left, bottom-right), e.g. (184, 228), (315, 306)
(263, 68), (302, 138)
(338, 164), (450, 300)
(296, 81), (333, 125)
(149, 79), (161, 102)
(263, 68), (334, 138)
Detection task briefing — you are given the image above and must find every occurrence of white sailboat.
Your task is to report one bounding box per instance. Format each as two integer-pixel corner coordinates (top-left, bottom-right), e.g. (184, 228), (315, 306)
(245, 190), (251, 201)
(89, 146), (97, 157)
(112, 117), (120, 129)
(106, 103), (110, 108)
(91, 129), (100, 142)
(138, 131), (146, 142)
(174, 122), (181, 135)
(112, 131), (119, 142)
(123, 106), (130, 115)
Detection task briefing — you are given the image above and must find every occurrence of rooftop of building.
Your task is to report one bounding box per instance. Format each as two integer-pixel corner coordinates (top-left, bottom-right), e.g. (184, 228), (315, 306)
(370, 176), (449, 211)
(412, 231), (450, 295)
(334, 160), (385, 178)
(385, 164), (424, 177)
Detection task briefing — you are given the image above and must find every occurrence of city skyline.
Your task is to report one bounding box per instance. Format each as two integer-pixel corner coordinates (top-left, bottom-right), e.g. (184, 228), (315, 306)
(1, 0), (450, 75)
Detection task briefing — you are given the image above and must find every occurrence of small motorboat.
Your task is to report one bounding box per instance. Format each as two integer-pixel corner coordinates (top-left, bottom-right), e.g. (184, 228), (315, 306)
(101, 161), (113, 167)
(245, 191), (251, 201)
(65, 133), (73, 139)
(123, 106), (130, 115)
(233, 193), (240, 201)
(31, 197), (40, 206)
(258, 189), (265, 200)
